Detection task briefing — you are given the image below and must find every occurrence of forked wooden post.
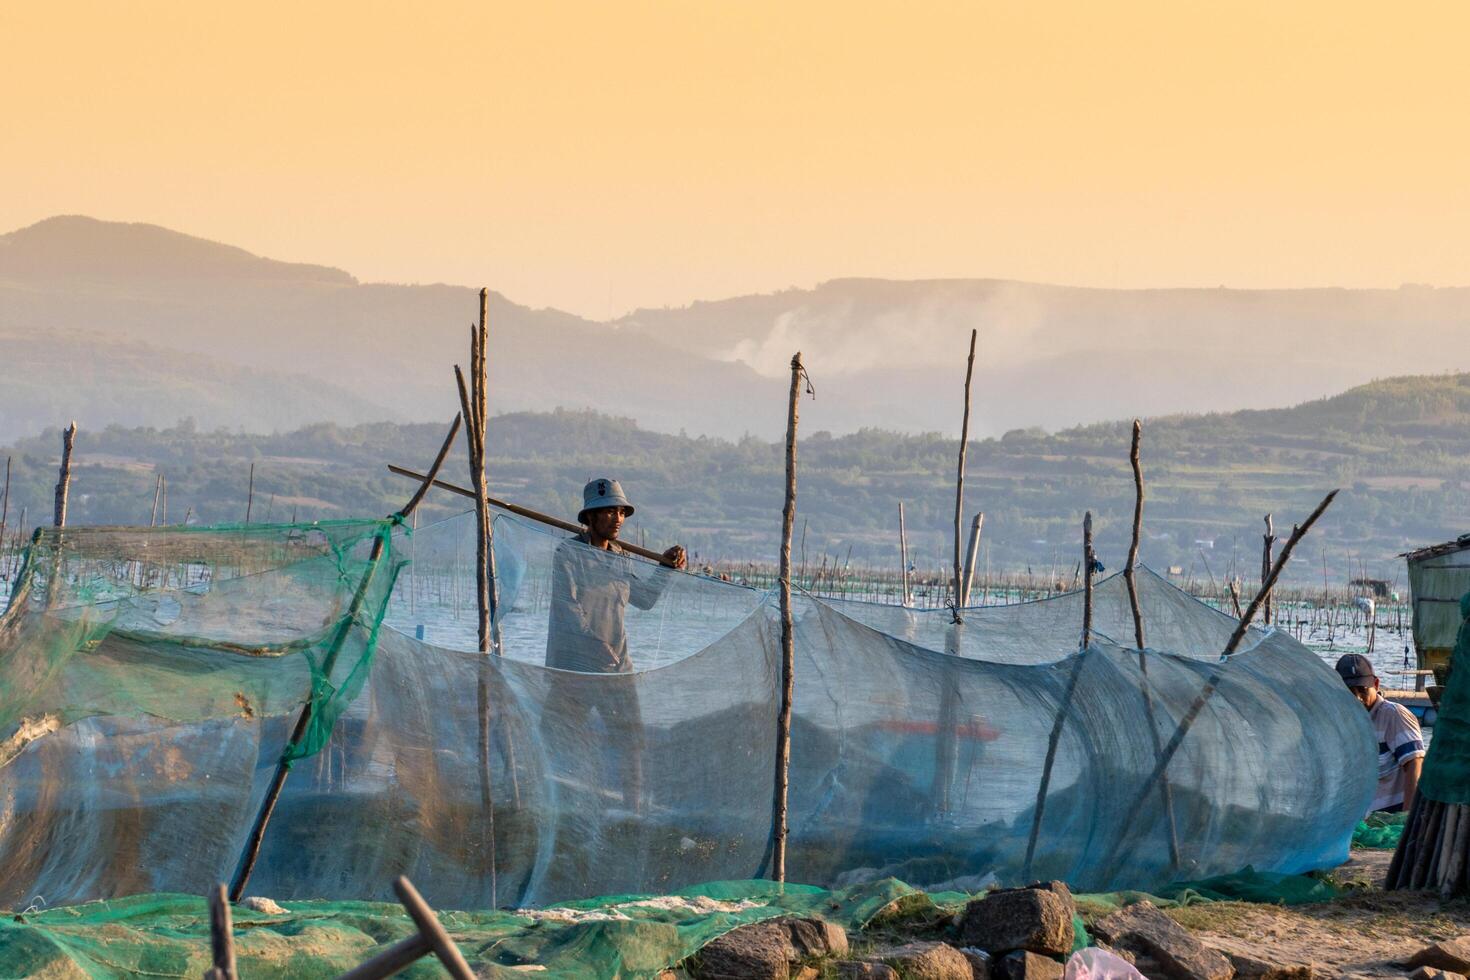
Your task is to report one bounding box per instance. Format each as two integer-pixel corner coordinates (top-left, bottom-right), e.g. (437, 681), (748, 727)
(951, 329), (977, 622)
(229, 415), (463, 902)
(334, 876), (475, 980)
(772, 352), (805, 883)
(54, 422), (76, 527)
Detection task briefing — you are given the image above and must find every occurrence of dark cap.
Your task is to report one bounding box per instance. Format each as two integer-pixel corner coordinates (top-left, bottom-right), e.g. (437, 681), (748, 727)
(1335, 653), (1377, 687)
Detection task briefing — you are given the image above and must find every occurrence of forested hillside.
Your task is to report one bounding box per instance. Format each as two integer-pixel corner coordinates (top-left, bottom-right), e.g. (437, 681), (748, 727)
(1, 374), (1465, 583)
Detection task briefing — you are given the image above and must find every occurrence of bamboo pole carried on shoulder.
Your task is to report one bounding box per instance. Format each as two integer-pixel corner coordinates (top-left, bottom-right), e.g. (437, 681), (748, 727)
(385, 466), (681, 567)
(229, 413), (463, 902)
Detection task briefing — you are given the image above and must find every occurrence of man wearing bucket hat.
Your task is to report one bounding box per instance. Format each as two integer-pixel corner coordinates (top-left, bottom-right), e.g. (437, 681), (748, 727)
(545, 478), (686, 673)
(1336, 653), (1425, 814)
(542, 478), (686, 812)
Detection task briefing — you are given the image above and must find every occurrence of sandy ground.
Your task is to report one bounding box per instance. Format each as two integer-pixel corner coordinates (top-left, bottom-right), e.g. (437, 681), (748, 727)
(1161, 851), (1470, 978)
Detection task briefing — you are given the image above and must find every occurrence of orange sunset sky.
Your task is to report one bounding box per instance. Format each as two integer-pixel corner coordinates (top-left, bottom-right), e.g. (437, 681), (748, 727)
(2, 1), (1467, 318)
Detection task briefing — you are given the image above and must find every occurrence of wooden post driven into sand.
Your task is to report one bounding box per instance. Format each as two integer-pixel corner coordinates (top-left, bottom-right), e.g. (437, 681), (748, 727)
(772, 352), (806, 883)
(205, 883), (237, 980)
(54, 422), (76, 527)
(1121, 420), (1182, 869)
(454, 287), (504, 903)
(951, 329), (977, 622)
(229, 414), (463, 902)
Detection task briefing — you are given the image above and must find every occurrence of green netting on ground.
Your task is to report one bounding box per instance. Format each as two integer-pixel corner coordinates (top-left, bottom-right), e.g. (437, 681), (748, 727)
(0, 871), (1342, 979)
(1418, 593), (1470, 805)
(1353, 812), (1408, 850)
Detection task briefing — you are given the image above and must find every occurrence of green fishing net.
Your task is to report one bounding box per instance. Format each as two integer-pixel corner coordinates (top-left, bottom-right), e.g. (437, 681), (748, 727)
(1416, 592), (1470, 804)
(1353, 812), (1408, 850)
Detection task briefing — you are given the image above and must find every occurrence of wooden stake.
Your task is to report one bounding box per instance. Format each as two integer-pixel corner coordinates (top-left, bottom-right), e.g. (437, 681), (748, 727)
(1262, 514), (1275, 625)
(960, 512), (985, 608)
(772, 352), (805, 883)
(207, 883), (237, 980)
(952, 328), (977, 622)
(54, 422), (76, 527)
(1120, 420), (1181, 869)
(244, 463), (255, 524)
(1124, 420), (1147, 648)
(1082, 511), (1094, 647)
(1224, 492), (1337, 656)
(150, 472), (163, 527)
(898, 502), (911, 605)
(0, 455), (10, 552)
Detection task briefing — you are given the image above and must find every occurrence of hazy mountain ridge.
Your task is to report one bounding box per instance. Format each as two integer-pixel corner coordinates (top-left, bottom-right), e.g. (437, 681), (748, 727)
(2, 373), (1464, 580)
(3, 215), (1468, 443)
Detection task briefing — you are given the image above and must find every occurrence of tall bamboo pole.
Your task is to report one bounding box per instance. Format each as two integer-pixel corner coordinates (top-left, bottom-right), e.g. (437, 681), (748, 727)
(952, 329), (977, 622)
(898, 502), (911, 605)
(150, 472), (163, 527)
(772, 352), (805, 883)
(54, 422), (76, 527)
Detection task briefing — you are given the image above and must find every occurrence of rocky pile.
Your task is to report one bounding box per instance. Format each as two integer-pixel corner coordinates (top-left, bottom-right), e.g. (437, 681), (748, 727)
(666, 880), (1316, 980)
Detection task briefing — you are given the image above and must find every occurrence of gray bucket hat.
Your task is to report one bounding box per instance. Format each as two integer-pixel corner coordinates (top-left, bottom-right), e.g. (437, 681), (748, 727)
(578, 478), (635, 524)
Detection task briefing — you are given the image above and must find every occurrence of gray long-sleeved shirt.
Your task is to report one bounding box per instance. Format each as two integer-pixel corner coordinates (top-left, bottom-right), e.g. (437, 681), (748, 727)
(545, 533), (671, 672)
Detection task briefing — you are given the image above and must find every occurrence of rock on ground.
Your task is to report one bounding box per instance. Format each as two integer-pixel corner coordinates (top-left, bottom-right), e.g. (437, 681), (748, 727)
(997, 950), (1065, 980)
(688, 916), (848, 980)
(1220, 949), (1312, 979)
(874, 940), (977, 980)
(1409, 939), (1470, 975)
(957, 881), (1075, 956)
(1091, 901), (1233, 980)
(835, 962), (900, 980)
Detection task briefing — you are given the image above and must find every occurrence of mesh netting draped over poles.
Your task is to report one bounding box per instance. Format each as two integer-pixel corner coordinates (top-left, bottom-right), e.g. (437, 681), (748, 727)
(0, 510), (1374, 909)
